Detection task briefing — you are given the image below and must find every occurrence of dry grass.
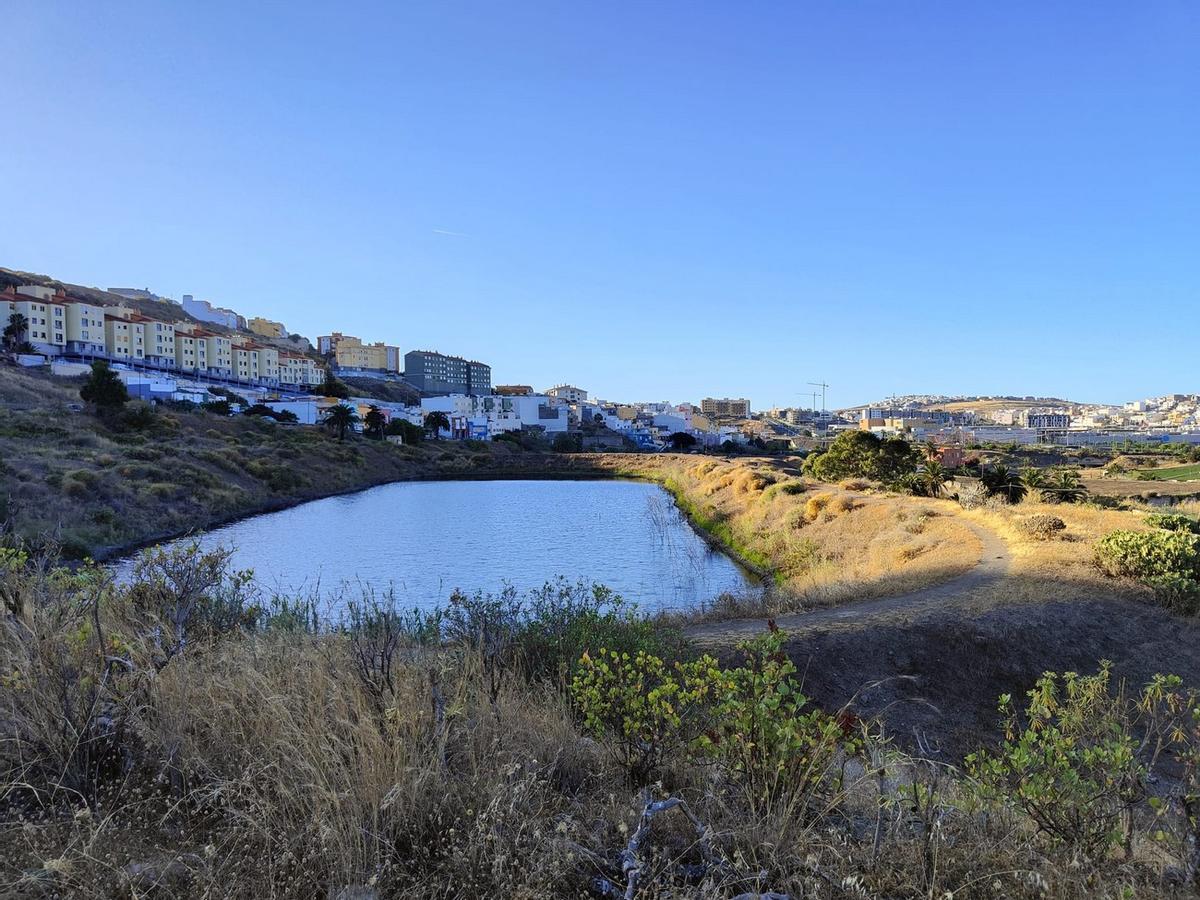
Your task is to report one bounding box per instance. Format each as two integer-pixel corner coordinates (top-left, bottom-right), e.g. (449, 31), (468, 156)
(578, 454), (986, 614)
(3, 548), (1196, 899)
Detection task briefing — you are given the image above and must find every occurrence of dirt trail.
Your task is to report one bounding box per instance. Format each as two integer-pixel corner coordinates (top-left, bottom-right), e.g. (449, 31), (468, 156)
(687, 517), (1011, 645)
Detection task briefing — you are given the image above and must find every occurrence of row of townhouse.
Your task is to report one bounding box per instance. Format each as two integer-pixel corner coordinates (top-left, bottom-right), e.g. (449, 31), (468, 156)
(2, 285), (324, 389)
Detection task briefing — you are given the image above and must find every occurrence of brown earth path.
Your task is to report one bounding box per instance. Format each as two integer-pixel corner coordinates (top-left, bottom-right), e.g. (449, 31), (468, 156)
(686, 517), (1011, 645)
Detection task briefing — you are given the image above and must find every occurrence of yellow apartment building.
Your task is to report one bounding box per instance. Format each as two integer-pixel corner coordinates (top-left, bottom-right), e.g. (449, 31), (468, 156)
(104, 312), (146, 361)
(248, 316), (287, 339)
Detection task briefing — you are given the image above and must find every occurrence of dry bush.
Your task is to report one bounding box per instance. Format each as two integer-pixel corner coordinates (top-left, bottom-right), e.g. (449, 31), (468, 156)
(805, 492), (834, 521)
(1016, 514), (1067, 542)
(839, 478), (871, 491)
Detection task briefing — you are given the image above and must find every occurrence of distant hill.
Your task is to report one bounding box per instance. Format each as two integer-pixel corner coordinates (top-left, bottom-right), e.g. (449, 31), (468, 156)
(840, 394), (1095, 414)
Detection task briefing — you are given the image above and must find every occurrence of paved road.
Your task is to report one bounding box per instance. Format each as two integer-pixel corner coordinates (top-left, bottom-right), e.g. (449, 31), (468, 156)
(687, 517), (1011, 645)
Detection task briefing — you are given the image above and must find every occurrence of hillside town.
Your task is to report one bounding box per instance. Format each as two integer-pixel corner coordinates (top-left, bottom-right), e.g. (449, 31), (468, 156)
(4, 275), (1200, 452)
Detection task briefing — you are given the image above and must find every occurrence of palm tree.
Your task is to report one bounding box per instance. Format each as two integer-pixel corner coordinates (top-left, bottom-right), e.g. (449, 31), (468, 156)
(424, 410), (450, 440)
(3, 312), (29, 351)
(919, 460), (947, 497)
(1041, 468), (1088, 504)
(922, 439), (940, 463)
(1020, 465), (1047, 491)
(363, 405), (385, 439)
(322, 403), (359, 441)
(981, 464), (1027, 504)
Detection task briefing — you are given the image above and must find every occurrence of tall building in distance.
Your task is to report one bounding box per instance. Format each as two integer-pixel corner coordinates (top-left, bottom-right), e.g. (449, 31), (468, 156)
(404, 350), (491, 395)
(701, 397), (751, 418)
(318, 332), (400, 373)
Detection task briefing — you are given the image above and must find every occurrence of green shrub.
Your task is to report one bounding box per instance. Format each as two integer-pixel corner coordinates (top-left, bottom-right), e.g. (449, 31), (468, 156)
(572, 647), (719, 784)
(571, 627), (855, 801)
(967, 664), (1200, 861)
(779, 480), (807, 495)
(1095, 529), (1200, 582)
(1145, 512), (1200, 535)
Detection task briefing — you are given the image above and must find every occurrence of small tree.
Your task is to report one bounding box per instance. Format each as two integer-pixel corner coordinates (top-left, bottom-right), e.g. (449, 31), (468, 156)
(323, 403), (359, 441)
(981, 464), (1027, 503)
(318, 367), (351, 399)
(79, 360), (130, 417)
(3, 312), (29, 352)
(668, 432), (697, 451)
(385, 418), (423, 444)
(424, 410), (450, 440)
(363, 405), (386, 439)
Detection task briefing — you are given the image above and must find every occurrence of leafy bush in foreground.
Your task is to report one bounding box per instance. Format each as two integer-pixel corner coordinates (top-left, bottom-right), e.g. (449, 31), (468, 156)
(967, 663), (1200, 862)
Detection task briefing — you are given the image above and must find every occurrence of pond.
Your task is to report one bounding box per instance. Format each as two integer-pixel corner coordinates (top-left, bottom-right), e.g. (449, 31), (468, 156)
(116, 479), (758, 613)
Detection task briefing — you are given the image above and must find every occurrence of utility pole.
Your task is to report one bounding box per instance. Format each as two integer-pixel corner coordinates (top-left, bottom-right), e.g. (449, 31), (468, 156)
(808, 381), (830, 442)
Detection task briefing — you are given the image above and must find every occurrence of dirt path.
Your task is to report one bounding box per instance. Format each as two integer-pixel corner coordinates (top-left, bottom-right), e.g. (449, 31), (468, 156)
(687, 517), (1011, 645)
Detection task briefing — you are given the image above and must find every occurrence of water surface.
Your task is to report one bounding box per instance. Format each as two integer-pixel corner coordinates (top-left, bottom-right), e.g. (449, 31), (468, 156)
(118, 479), (756, 613)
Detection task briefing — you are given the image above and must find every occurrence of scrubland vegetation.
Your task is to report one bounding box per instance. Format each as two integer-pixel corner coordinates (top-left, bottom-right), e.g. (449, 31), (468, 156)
(0, 368), (596, 560)
(4, 542), (1200, 899)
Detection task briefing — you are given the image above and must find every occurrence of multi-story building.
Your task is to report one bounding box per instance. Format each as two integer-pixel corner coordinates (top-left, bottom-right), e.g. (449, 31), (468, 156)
(64, 300), (106, 355)
(104, 311), (146, 362)
(145, 318), (177, 367)
(403, 350), (491, 395)
(182, 296), (244, 330)
(701, 397), (751, 418)
(1, 287), (67, 355)
(1026, 413), (1071, 430)
(278, 352), (325, 388)
(547, 384), (588, 403)
(247, 316), (288, 339)
(318, 332), (401, 373)
(174, 329), (209, 373)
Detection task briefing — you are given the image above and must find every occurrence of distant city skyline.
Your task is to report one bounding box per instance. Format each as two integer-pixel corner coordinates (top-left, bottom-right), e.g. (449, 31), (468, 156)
(3, 1), (1196, 408)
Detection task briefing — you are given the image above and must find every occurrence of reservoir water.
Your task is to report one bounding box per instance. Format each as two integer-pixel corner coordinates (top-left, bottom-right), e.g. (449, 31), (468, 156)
(117, 479), (757, 613)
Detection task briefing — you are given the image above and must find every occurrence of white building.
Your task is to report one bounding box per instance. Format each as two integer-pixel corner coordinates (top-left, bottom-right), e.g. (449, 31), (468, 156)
(182, 296), (244, 330)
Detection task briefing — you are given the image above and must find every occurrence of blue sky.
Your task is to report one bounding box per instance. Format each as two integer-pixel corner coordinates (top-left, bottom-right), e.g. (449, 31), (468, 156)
(2, 2), (1196, 408)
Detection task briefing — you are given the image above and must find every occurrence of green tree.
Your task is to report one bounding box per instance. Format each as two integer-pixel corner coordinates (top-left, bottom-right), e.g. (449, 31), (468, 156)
(1021, 465), (1048, 491)
(668, 431), (697, 451)
(323, 403), (359, 441)
(802, 431), (917, 482)
(385, 418), (423, 444)
(3, 312), (29, 351)
(918, 460), (947, 497)
(318, 367), (351, 399)
(1041, 467), (1088, 504)
(981, 464), (1027, 503)
(363, 404), (386, 439)
(424, 410), (450, 439)
(78, 360), (130, 417)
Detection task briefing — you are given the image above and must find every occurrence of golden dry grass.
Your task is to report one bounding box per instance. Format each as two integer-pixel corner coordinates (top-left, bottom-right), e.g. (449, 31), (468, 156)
(582, 454), (986, 612)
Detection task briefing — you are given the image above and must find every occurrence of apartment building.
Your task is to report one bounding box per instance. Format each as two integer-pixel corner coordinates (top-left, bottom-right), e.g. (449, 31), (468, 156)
(701, 397), (751, 418)
(247, 316), (288, 339)
(279, 352), (325, 388)
(64, 301), (106, 355)
(547, 384), (588, 403)
(404, 350), (491, 395)
(104, 312), (146, 362)
(318, 332), (401, 373)
(173, 329), (209, 373)
(182, 296), (244, 329)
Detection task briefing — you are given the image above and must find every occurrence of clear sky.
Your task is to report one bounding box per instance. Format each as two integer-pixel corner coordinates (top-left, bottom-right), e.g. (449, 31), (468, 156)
(3, 2), (1196, 408)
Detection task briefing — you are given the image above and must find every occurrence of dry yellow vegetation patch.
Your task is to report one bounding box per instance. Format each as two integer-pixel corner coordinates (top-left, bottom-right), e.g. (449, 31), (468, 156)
(583, 454), (984, 611)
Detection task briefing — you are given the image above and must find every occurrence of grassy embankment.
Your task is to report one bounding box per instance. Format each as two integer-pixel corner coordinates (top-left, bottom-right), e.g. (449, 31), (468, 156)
(0, 367), (605, 560)
(583, 453), (989, 613)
